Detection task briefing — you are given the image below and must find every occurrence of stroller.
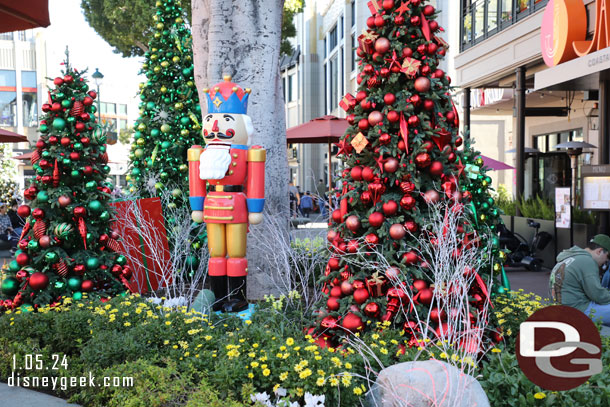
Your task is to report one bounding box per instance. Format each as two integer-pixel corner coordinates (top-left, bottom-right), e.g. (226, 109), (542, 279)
(498, 219), (553, 272)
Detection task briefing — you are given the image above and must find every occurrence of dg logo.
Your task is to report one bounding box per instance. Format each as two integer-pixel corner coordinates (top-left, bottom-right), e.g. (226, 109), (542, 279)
(516, 305), (603, 391)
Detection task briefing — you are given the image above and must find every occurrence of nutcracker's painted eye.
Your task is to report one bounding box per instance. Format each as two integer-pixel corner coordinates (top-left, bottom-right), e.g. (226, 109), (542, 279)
(205, 115), (213, 121)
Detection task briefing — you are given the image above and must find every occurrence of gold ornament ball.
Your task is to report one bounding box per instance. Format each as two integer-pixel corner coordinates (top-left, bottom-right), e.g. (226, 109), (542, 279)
(175, 17), (183, 24)
(161, 61), (169, 68)
(135, 148), (144, 158)
(152, 47), (158, 52)
(174, 102), (183, 110)
(137, 123), (146, 131)
(139, 83), (145, 89)
(160, 86), (167, 93)
(125, 175), (131, 182)
(155, 182), (163, 190)
(153, 66), (161, 73)
(493, 263), (501, 272)
(154, 33), (161, 39)
(153, 15), (158, 21)
(167, 202), (177, 210)
(172, 56), (180, 63)
(156, 23), (164, 30)
(136, 138), (146, 146)
(180, 129), (189, 136)
(129, 186), (136, 193)
(480, 214), (486, 221)
(155, 1), (161, 6)
(150, 54), (158, 60)
(179, 164), (188, 172)
(499, 251), (507, 260)
(160, 124), (171, 133)
(475, 158), (484, 166)
(482, 180), (488, 187)
(186, 55), (192, 61)
(187, 81), (194, 87)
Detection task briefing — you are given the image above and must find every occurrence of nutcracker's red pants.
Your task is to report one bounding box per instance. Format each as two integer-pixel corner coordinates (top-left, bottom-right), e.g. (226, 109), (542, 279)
(207, 223), (248, 277)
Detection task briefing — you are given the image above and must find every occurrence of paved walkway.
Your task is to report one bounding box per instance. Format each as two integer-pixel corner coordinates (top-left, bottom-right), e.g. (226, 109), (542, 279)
(0, 382), (79, 406)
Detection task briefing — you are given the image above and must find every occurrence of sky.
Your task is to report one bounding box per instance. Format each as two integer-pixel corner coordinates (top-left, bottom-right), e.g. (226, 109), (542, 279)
(43, 0), (144, 123)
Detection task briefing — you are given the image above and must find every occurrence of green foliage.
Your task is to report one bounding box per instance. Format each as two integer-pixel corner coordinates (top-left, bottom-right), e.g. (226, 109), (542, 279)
(494, 184), (516, 216)
(118, 127), (134, 145)
(517, 195), (555, 220)
(81, 0), (191, 57)
(81, 0), (303, 59)
(0, 144), (18, 203)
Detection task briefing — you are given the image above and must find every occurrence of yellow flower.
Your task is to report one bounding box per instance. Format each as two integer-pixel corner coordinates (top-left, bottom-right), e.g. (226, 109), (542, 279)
(124, 322), (131, 327)
(248, 372), (254, 379)
(380, 348), (388, 355)
(263, 368), (271, 377)
(279, 372), (289, 381)
(165, 321), (171, 326)
(245, 320), (252, 325)
(286, 337), (295, 346)
(329, 377), (339, 386)
(440, 352), (448, 359)
(491, 348), (502, 353)
(372, 333), (380, 340)
(252, 343), (259, 348)
(331, 357), (342, 368)
(251, 362), (259, 368)
(204, 335), (212, 341)
(296, 388), (304, 397)
(353, 387), (363, 396)
(341, 373), (352, 387)
(299, 368), (312, 379)
(316, 377), (325, 386)
(534, 392), (546, 399)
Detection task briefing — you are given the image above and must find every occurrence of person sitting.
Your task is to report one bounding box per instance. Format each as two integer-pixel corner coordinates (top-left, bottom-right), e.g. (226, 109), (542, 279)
(550, 234), (610, 326)
(7, 199), (24, 238)
(0, 203), (18, 253)
(299, 191), (314, 218)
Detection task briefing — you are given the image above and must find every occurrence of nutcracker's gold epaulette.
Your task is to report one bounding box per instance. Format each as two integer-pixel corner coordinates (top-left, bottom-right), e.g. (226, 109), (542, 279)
(248, 145), (266, 162)
(187, 146), (203, 161)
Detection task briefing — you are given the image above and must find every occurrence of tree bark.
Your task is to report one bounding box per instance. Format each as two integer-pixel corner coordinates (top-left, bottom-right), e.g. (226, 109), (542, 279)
(192, 0), (289, 299)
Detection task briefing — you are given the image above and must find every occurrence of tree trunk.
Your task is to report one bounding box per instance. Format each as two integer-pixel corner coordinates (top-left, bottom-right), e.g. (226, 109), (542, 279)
(192, 0), (289, 299)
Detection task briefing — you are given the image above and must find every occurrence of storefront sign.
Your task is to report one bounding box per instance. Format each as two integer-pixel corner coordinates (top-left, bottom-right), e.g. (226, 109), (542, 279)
(555, 187), (571, 228)
(541, 0), (608, 67)
(581, 165), (610, 210)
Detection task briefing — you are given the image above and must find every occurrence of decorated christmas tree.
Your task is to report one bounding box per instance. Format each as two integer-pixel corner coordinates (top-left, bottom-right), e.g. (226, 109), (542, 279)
(311, 0), (508, 347)
(0, 56), (129, 311)
(127, 0), (202, 211)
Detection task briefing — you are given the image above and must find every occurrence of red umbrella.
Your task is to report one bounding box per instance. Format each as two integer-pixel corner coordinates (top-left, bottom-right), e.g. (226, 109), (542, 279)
(12, 151), (31, 160)
(480, 155), (514, 171)
(287, 115), (349, 201)
(0, 0), (50, 33)
(0, 128), (28, 143)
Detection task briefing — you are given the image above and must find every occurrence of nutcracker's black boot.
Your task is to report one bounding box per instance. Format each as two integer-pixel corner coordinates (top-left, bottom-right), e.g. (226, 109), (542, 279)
(210, 275), (228, 312)
(223, 276), (248, 313)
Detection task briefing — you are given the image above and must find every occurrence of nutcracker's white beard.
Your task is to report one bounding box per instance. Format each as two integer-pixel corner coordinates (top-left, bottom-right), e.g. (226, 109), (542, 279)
(199, 144), (232, 180)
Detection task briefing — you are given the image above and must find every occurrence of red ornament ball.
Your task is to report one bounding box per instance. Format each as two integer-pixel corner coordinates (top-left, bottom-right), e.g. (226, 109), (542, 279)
(410, 15), (421, 26)
(429, 161), (444, 176)
(368, 212), (385, 228)
(328, 257), (341, 270)
(404, 220), (418, 232)
(403, 251), (419, 265)
(365, 233), (379, 246)
(418, 288), (434, 305)
(407, 115), (420, 127)
(351, 166), (363, 181)
(400, 195), (416, 210)
(382, 200), (398, 216)
(332, 209), (343, 223)
(415, 152), (431, 168)
(358, 118), (370, 131)
(379, 133), (391, 145)
(402, 47), (413, 58)
(386, 110), (399, 122)
(342, 312), (364, 332)
(384, 157), (399, 173)
(29, 272), (49, 291)
(362, 166), (375, 182)
(424, 189), (440, 204)
(394, 15), (405, 25)
(345, 215), (361, 232)
(414, 77), (431, 93)
(327, 297), (340, 311)
(39, 235), (51, 248)
(16, 253), (29, 266)
(382, 0), (395, 10)
(374, 15), (385, 28)
(423, 5), (435, 15)
(374, 37), (391, 54)
(368, 110), (384, 126)
(53, 77), (64, 86)
(341, 280), (354, 296)
(87, 90), (97, 99)
(423, 100), (435, 111)
(364, 302), (380, 317)
(384, 93), (396, 105)
(58, 195), (72, 208)
(353, 288), (370, 304)
(389, 223), (406, 240)
(17, 205), (31, 217)
(385, 266), (401, 280)
(73, 206), (87, 217)
(413, 279), (428, 291)
(32, 208), (45, 219)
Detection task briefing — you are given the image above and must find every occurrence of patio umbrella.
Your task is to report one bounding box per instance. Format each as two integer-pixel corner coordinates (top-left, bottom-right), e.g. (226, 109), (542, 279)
(0, 128), (28, 143)
(286, 115), (349, 202)
(12, 151), (31, 161)
(480, 155), (515, 171)
(0, 0), (50, 33)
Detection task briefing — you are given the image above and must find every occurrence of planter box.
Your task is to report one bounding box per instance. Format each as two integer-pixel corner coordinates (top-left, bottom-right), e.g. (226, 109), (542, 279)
(499, 215), (596, 270)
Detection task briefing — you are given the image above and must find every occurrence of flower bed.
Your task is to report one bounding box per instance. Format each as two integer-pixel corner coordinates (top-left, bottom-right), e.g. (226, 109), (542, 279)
(0, 291), (608, 406)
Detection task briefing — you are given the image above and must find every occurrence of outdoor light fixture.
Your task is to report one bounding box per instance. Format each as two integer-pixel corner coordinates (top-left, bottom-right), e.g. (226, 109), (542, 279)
(555, 141), (597, 206)
(91, 68), (104, 124)
(587, 103), (599, 131)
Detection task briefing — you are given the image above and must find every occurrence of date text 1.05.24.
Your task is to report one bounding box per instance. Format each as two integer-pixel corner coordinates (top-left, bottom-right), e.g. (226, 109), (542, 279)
(12, 354), (69, 371)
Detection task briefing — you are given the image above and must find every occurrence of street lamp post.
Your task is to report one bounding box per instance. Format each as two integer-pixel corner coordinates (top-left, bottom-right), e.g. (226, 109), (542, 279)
(91, 68), (104, 124)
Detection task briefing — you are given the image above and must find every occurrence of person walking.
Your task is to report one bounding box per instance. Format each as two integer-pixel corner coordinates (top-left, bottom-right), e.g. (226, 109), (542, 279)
(550, 234), (610, 326)
(315, 179), (328, 217)
(288, 181), (300, 218)
(299, 191), (314, 218)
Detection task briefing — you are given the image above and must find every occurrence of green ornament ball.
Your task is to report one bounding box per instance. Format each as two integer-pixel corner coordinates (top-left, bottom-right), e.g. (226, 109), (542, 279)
(102, 165), (110, 173)
(73, 292), (82, 300)
(73, 142), (83, 151)
(1, 277), (20, 296)
(37, 190), (49, 202)
(8, 260), (20, 273)
(146, 101), (156, 110)
(27, 240), (40, 251)
(53, 118), (66, 130)
(86, 233), (94, 243)
(161, 140), (171, 149)
(85, 181), (97, 191)
(61, 99), (71, 108)
(134, 149), (144, 158)
(62, 158), (71, 166)
(86, 257), (100, 270)
(39, 124), (48, 133)
(45, 251), (59, 264)
(99, 146), (106, 153)
(54, 281), (65, 289)
(89, 200), (102, 212)
(42, 150), (51, 158)
(99, 211), (110, 221)
(151, 129), (160, 137)
(134, 131), (142, 140)
(67, 277), (82, 291)
(185, 255), (199, 268)
(116, 255), (127, 266)
(180, 116), (190, 126)
(154, 182), (163, 190)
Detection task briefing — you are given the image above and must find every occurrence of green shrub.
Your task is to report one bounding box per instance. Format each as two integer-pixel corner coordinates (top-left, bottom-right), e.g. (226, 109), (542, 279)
(495, 184), (516, 216)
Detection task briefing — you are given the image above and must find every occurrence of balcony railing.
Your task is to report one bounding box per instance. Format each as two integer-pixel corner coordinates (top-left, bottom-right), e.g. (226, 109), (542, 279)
(460, 0), (548, 52)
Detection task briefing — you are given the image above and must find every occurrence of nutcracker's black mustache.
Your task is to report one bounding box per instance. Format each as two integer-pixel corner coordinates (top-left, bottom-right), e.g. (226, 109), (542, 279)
(204, 132), (233, 139)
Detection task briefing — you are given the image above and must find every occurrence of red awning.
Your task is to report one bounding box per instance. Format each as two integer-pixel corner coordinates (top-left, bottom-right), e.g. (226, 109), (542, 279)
(12, 151), (31, 160)
(480, 155), (515, 171)
(286, 115), (348, 144)
(0, 128), (28, 143)
(0, 0), (50, 33)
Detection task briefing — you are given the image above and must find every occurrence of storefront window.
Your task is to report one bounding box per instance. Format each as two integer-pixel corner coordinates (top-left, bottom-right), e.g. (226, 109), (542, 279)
(474, 0), (485, 39)
(0, 33), (13, 40)
(0, 91), (16, 126)
(488, 0), (498, 32)
(330, 54), (338, 111)
(22, 93), (37, 127)
(501, 0), (512, 22)
(518, 0), (529, 13)
(0, 70), (16, 87)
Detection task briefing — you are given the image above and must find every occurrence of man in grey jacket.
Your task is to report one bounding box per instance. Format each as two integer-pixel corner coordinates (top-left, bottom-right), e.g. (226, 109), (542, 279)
(550, 234), (610, 326)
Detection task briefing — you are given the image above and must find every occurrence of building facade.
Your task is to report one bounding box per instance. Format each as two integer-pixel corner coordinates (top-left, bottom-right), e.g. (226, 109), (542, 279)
(456, 0), (601, 204)
(0, 29), (48, 191)
(282, 0), (469, 193)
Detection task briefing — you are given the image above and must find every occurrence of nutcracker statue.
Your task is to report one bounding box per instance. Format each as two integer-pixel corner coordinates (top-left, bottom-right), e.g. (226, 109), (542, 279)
(188, 75), (265, 312)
